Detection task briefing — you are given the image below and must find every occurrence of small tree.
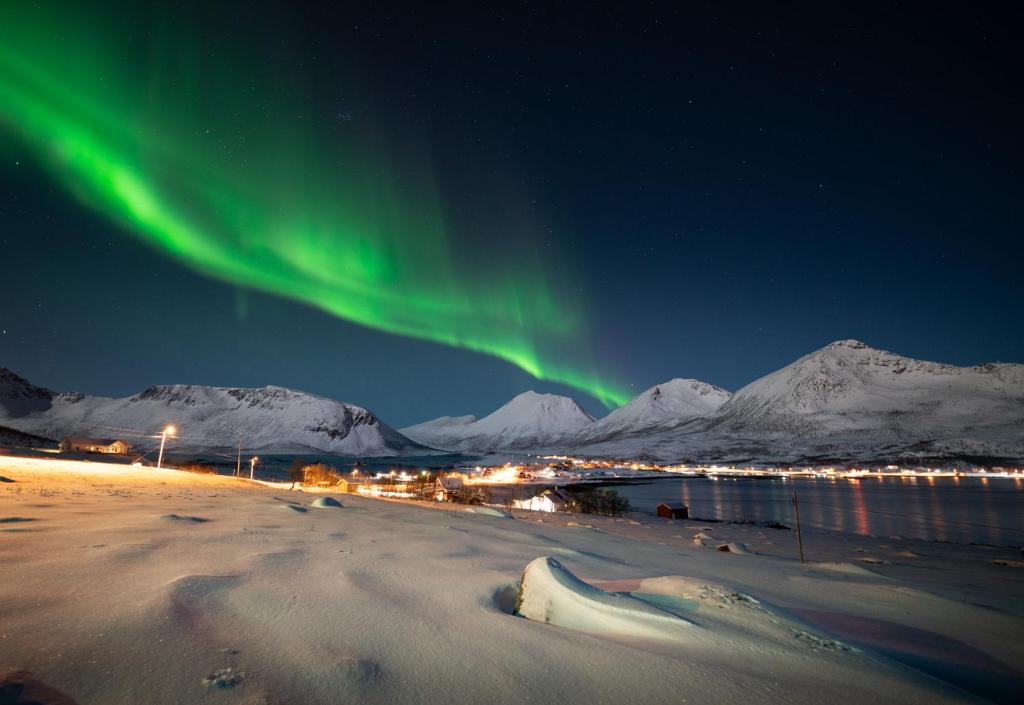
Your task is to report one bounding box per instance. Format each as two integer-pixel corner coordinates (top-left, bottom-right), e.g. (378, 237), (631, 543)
(287, 459), (306, 489)
(303, 463), (341, 486)
(573, 489), (630, 516)
(413, 472), (435, 500)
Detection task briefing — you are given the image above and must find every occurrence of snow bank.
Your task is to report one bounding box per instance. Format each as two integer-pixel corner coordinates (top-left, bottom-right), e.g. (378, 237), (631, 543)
(514, 557), (691, 640)
(716, 542), (753, 555)
(310, 496), (343, 508)
(463, 506), (512, 518)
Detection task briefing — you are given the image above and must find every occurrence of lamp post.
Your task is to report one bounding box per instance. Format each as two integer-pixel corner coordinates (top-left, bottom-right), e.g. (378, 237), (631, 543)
(250, 456), (258, 480)
(157, 424), (176, 469)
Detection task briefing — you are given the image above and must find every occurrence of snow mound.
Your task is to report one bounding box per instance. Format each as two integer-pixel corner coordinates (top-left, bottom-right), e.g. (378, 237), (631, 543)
(161, 514), (210, 523)
(811, 561), (884, 577)
(310, 496), (343, 508)
(514, 557), (691, 640)
(463, 506), (512, 518)
(716, 542), (753, 555)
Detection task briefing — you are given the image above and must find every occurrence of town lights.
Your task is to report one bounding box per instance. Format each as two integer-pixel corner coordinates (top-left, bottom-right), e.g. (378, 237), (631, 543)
(156, 424), (176, 469)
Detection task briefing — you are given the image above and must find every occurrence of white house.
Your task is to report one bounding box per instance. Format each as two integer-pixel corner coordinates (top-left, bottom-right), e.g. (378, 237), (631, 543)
(513, 488), (574, 513)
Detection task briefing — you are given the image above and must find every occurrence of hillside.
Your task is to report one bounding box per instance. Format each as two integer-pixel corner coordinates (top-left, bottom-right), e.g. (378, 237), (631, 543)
(0, 373), (429, 456)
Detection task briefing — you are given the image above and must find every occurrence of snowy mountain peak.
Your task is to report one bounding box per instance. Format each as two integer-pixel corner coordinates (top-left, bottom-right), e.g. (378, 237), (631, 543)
(0, 371), (428, 456)
(401, 390), (595, 452)
(495, 391), (596, 423)
(822, 339), (870, 351)
(582, 378), (731, 442)
(712, 341), (1024, 435)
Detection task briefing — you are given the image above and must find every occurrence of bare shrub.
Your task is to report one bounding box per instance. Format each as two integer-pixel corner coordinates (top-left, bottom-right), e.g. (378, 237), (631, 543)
(572, 488), (630, 516)
(302, 463), (342, 486)
(177, 462), (218, 475)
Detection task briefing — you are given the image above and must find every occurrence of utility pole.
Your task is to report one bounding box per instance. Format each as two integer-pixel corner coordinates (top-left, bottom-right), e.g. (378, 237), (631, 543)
(235, 441), (242, 478)
(157, 425), (176, 469)
(791, 489), (805, 564)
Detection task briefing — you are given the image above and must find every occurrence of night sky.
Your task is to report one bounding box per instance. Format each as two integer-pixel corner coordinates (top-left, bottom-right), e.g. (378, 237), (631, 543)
(1, 2), (1021, 426)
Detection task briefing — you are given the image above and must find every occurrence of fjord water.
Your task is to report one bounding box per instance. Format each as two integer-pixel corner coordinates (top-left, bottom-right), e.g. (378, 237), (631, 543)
(610, 476), (1024, 546)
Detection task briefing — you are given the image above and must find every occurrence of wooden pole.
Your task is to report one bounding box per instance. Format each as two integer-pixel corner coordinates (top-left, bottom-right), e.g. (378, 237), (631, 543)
(791, 490), (805, 563)
(157, 429), (167, 469)
(235, 441), (241, 478)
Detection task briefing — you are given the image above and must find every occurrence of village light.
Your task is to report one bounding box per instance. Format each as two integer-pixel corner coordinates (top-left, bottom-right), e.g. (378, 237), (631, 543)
(156, 424), (176, 469)
(250, 456), (258, 480)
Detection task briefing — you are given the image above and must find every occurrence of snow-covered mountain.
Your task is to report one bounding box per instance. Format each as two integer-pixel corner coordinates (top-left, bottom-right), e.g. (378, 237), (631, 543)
(582, 379), (731, 443)
(710, 339), (1024, 435)
(0, 369), (430, 456)
(398, 415), (478, 451)
(573, 340), (1024, 463)
(5, 338), (1022, 463)
(401, 391), (595, 451)
(0, 367), (54, 417)
(0, 424), (56, 449)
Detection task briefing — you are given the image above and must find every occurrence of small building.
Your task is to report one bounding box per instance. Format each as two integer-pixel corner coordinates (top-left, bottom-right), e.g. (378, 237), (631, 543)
(337, 477), (365, 493)
(656, 503), (689, 520)
(514, 487), (574, 513)
(59, 437), (133, 455)
(435, 475), (465, 502)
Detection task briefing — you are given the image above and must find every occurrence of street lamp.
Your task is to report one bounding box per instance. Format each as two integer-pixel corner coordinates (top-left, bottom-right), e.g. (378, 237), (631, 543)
(250, 456), (258, 480)
(157, 424), (176, 469)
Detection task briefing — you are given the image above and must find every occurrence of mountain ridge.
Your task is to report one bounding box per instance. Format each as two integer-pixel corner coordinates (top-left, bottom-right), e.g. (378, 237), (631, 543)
(403, 340), (1024, 462)
(0, 373), (430, 456)
(4, 338), (1023, 462)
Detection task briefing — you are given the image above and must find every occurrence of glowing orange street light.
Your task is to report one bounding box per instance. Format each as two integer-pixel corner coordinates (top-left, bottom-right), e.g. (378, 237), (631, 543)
(157, 424), (176, 469)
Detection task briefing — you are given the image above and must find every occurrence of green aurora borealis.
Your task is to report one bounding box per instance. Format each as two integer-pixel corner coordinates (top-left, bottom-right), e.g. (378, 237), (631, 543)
(0, 4), (629, 407)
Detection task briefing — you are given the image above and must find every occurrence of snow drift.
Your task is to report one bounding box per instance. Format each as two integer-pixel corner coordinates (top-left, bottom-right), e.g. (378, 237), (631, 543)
(515, 557), (691, 640)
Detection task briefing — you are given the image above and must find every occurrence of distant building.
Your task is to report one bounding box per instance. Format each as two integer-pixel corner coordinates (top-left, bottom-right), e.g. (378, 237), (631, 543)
(513, 488), (574, 513)
(336, 477), (365, 493)
(656, 503), (688, 520)
(435, 475), (465, 502)
(59, 437), (133, 455)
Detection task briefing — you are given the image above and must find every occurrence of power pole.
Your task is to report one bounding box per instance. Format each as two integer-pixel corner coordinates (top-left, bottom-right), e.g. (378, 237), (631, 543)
(791, 490), (805, 564)
(157, 425), (175, 469)
(235, 441), (241, 478)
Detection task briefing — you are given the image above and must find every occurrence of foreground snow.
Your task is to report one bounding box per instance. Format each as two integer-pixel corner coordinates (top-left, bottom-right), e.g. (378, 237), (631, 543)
(1, 456), (1022, 704)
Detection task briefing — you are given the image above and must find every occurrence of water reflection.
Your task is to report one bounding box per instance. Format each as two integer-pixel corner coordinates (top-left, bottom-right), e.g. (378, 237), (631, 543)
(850, 480), (870, 536)
(611, 477), (1024, 546)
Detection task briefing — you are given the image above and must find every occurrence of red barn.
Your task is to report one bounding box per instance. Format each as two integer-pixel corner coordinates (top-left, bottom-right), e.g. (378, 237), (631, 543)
(656, 503), (689, 519)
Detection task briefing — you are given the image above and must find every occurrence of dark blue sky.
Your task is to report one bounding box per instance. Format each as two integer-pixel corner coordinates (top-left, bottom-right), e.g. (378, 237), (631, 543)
(1, 2), (1021, 426)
